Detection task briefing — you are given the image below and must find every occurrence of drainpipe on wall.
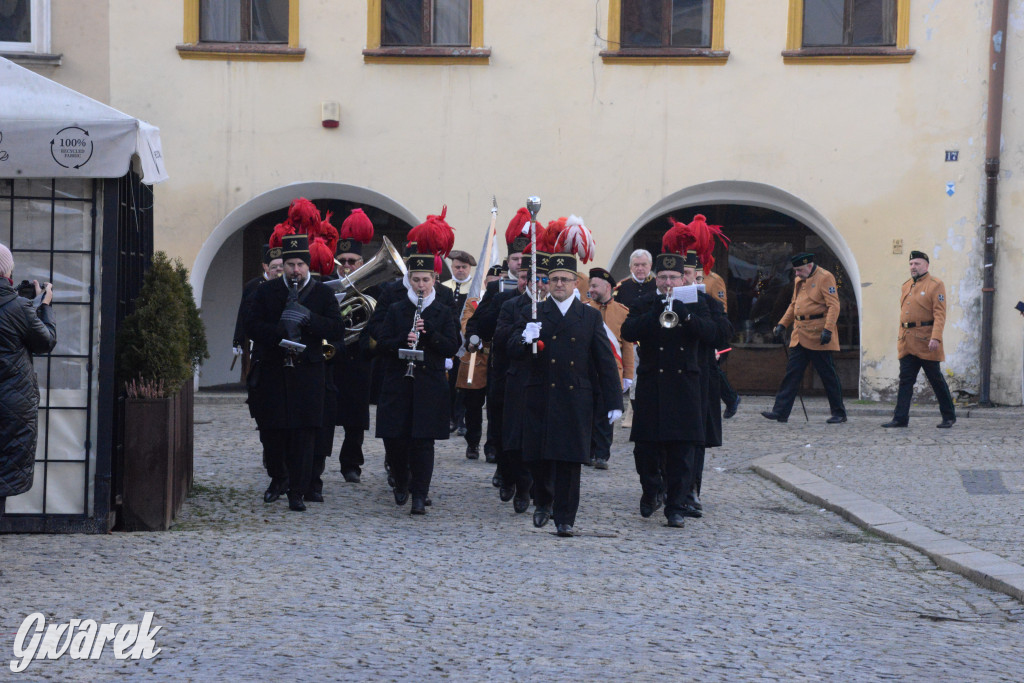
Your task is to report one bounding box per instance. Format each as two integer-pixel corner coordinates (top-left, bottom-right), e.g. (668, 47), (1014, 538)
(979, 0), (1010, 407)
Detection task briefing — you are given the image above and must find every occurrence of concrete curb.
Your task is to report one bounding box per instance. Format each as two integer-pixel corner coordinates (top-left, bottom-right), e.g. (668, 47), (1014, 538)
(750, 458), (1024, 603)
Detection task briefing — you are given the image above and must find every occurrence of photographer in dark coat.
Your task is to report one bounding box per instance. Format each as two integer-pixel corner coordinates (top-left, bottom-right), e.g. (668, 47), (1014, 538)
(245, 233), (344, 511)
(375, 247), (460, 515)
(621, 244), (717, 529)
(0, 244), (56, 517)
(509, 250), (622, 538)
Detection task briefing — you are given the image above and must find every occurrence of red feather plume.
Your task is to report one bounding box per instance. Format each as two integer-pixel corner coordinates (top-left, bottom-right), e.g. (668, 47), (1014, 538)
(505, 207), (532, 246)
(686, 214), (730, 272)
(268, 221), (295, 248)
(661, 216), (690, 255)
(287, 198), (322, 236)
(538, 217), (567, 252)
(340, 208), (374, 244)
(309, 236), (335, 278)
(408, 205), (456, 274)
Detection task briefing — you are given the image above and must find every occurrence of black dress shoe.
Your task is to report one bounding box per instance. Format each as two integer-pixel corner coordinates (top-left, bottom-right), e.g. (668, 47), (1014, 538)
(499, 485), (515, 502)
(680, 505), (702, 519)
(826, 415), (847, 424)
(723, 395), (741, 419)
(761, 411), (788, 423)
(556, 524), (574, 537)
(639, 494), (659, 518)
(456, 426), (467, 437)
(410, 497), (426, 515)
(341, 469), (361, 483)
(533, 508), (551, 528)
(484, 446), (497, 464)
(287, 494), (306, 512)
(666, 513), (685, 528)
(882, 420), (908, 428)
(303, 491), (324, 503)
(690, 492), (703, 511)
(594, 458), (609, 470)
(513, 495), (530, 514)
(492, 470), (503, 488)
(936, 419), (956, 429)
(263, 484), (281, 504)
(465, 445), (480, 460)
(393, 488), (409, 506)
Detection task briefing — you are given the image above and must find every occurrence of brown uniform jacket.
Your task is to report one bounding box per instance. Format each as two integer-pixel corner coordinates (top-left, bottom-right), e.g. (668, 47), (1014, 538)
(703, 271), (728, 312)
(897, 272), (946, 362)
(456, 297), (489, 389)
(779, 265), (841, 352)
(585, 297), (635, 383)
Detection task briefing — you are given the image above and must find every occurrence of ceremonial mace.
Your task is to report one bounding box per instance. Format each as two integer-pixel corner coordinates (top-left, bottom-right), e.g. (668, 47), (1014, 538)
(526, 196), (541, 355)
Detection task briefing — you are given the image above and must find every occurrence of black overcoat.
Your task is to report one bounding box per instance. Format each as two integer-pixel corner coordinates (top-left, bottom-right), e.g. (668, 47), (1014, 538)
(0, 285), (57, 497)
(698, 293), (734, 448)
(233, 274), (264, 347)
(374, 292), (461, 440)
(495, 293), (533, 451)
(508, 298), (623, 464)
(621, 292), (717, 444)
(244, 276), (344, 430)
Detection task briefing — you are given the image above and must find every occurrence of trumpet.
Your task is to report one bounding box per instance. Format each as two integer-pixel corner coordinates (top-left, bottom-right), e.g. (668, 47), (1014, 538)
(659, 295), (679, 329)
(398, 293), (426, 377)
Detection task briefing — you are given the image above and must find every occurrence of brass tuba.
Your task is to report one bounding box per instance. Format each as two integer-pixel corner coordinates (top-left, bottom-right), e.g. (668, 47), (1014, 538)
(325, 236), (407, 346)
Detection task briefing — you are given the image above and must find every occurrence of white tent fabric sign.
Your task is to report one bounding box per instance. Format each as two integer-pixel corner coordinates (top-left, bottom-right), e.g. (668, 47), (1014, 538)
(0, 57), (167, 184)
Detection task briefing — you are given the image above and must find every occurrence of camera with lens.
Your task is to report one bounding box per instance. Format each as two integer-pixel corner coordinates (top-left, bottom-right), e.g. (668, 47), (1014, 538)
(16, 280), (37, 299)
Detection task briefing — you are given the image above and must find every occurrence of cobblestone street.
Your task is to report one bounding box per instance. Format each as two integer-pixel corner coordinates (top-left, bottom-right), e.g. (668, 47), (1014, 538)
(2, 395), (1023, 680)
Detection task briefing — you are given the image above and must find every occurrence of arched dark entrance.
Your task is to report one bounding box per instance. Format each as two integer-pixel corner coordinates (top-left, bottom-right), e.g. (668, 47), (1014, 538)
(618, 203), (859, 397)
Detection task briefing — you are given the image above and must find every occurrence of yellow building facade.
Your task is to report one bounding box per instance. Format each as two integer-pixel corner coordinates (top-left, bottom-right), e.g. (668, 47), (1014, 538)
(12, 0), (1024, 403)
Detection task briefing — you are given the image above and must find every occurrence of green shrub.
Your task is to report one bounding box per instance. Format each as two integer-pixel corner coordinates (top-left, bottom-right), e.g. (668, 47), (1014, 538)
(115, 252), (207, 398)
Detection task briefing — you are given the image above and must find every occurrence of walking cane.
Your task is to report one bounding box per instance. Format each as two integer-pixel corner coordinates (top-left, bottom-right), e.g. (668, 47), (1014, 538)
(779, 331), (809, 422)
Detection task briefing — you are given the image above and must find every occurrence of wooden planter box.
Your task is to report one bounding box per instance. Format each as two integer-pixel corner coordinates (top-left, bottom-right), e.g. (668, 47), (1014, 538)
(121, 380), (194, 531)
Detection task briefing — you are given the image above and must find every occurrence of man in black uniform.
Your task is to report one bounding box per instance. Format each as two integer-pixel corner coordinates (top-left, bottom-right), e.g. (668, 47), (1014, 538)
(233, 245), (283, 379)
(621, 250), (717, 528)
(613, 248), (656, 429)
(245, 234), (344, 511)
(465, 220), (529, 477)
(493, 253), (549, 513)
(509, 252), (622, 537)
(444, 250), (476, 435)
(374, 252), (460, 515)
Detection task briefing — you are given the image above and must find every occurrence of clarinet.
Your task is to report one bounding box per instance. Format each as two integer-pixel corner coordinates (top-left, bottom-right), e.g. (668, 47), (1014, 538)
(403, 294), (425, 378)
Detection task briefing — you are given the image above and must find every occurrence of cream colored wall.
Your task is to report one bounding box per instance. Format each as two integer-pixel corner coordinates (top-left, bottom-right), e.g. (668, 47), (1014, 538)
(102, 0), (1024, 403)
(20, 0), (110, 102)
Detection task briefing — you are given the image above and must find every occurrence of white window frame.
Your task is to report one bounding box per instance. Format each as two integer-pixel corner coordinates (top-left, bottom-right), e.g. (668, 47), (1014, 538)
(0, 0), (51, 53)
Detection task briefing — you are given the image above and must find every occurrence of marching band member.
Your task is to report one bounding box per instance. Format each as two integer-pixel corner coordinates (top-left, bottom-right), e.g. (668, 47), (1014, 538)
(444, 250), (477, 436)
(374, 211), (460, 515)
(245, 212), (344, 511)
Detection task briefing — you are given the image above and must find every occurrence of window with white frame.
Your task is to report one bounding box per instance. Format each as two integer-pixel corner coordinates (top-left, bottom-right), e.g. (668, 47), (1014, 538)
(0, 0), (51, 53)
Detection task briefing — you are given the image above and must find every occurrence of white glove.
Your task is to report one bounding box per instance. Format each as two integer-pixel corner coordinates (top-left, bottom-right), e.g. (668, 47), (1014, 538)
(608, 409), (623, 424)
(522, 321), (542, 343)
(622, 378), (632, 392)
(232, 345), (244, 356)
(444, 358), (454, 370)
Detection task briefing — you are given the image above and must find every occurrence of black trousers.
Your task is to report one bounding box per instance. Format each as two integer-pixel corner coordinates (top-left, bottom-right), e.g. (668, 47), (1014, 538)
(590, 407), (613, 462)
(771, 344), (846, 419)
(635, 441), (694, 517)
(462, 387), (486, 448)
(530, 460), (582, 527)
(894, 354), (956, 423)
(487, 389), (505, 457)
(261, 428), (316, 497)
(498, 448), (532, 496)
(717, 359), (738, 407)
(310, 421), (336, 495)
(383, 437), (434, 499)
(338, 426), (365, 474)
(258, 428), (289, 483)
(692, 446), (705, 496)
(448, 367), (464, 429)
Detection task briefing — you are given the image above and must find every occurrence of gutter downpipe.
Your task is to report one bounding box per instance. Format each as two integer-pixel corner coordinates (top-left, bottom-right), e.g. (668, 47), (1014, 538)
(979, 0), (1010, 407)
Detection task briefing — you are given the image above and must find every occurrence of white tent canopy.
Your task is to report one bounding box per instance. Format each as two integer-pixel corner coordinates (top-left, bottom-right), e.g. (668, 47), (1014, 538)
(0, 57), (167, 184)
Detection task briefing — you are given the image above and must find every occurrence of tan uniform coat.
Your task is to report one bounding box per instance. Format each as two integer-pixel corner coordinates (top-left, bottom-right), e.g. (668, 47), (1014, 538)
(703, 271), (728, 312)
(456, 297), (489, 389)
(585, 297), (635, 383)
(778, 265), (841, 352)
(897, 272), (946, 362)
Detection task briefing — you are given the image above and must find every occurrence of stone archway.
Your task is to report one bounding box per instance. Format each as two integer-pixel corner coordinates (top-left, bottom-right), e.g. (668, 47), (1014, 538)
(191, 181), (421, 388)
(607, 180), (862, 397)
